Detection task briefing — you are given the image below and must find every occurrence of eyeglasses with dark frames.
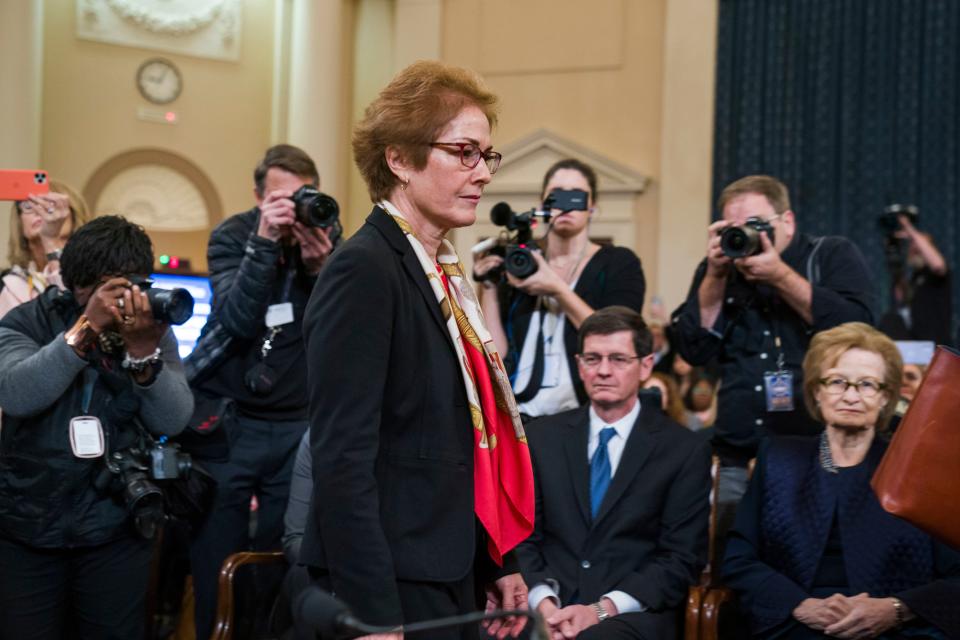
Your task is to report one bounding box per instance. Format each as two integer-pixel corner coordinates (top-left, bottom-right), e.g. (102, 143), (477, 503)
(818, 377), (887, 398)
(428, 142), (502, 174)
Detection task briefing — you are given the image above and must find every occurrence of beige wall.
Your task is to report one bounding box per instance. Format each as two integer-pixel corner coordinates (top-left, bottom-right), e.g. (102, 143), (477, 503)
(436, 0), (716, 313)
(659, 0), (718, 313)
(39, 0), (276, 273)
(0, 1), (44, 267)
(18, 0), (716, 300)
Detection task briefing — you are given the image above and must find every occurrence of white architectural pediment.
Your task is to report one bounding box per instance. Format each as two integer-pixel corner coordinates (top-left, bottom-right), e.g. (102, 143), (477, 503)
(456, 129), (649, 273)
(485, 128), (649, 197)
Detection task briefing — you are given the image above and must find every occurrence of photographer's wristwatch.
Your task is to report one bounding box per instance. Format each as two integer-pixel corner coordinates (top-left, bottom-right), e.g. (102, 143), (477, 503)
(122, 348), (162, 373)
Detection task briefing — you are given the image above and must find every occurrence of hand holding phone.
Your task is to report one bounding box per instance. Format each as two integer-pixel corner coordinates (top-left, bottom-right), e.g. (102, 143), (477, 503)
(0, 170), (50, 201)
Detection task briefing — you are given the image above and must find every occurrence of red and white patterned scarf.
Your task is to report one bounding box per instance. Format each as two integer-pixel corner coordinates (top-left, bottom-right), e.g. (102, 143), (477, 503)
(381, 201), (535, 565)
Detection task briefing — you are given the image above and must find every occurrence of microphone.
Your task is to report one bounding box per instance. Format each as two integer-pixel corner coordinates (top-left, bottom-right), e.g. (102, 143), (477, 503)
(490, 202), (514, 227)
(294, 586), (549, 639)
(295, 586), (360, 636)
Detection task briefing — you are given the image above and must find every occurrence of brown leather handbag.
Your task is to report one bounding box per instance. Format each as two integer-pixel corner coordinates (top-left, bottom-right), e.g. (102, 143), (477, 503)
(871, 345), (960, 548)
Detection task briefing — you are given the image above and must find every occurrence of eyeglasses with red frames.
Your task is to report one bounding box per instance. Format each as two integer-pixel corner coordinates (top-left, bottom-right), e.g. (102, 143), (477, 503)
(428, 142), (502, 174)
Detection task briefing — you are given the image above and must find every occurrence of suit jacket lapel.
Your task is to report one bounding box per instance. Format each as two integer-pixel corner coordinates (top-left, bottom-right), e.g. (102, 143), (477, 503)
(563, 406), (592, 526)
(368, 208), (454, 349)
(593, 407), (658, 525)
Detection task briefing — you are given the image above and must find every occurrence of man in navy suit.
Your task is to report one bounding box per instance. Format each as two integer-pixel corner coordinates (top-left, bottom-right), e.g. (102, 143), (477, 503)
(516, 306), (711, 639)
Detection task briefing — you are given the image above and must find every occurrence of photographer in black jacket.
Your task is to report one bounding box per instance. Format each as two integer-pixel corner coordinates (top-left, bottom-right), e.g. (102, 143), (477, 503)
(186, 144), (336, 639)
(0, 215), (192, 639)
(670, 175), (875, 540)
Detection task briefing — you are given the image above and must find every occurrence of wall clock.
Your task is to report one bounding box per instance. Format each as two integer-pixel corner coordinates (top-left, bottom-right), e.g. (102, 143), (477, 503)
(136, 57), (182, 105)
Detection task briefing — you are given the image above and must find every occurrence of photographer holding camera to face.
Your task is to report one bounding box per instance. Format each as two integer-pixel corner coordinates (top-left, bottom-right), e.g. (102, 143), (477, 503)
(670, 175), (875, 529)
(0, 215), (193, 639)
(185, 144), (339, 640)
(475, 158), (645, 421)
(876, 205), (952, 346)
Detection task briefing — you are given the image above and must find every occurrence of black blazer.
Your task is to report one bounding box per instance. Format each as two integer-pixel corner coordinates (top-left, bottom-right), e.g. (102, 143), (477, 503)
(516, 404), (711, 617)
(300, 207), (479, 626)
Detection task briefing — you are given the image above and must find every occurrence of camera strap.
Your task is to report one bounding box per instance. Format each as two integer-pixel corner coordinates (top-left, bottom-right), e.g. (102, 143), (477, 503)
(763, 312), (795, 412)
(258, 266), (296, 362)
(513, 307), (549, 403)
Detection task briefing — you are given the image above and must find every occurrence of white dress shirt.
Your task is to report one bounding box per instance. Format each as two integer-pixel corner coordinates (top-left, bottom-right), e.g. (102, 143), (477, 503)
(514, 308), (580, 417)
(528, 400), (647, 616)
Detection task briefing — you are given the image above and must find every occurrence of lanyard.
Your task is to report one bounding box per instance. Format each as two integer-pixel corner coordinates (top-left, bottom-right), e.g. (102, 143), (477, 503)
(81, 368), (98, 414)
(258, 267), (296, 362)
(770, 306), (787, 371)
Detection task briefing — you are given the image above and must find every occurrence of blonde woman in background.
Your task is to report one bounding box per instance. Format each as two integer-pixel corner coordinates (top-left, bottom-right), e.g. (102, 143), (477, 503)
(0, 180), (90, 318)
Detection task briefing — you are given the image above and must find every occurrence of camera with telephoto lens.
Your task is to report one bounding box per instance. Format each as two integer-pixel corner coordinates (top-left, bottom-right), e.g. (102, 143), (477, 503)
(478, 188), (590, 281)
(720, 217), (776, 259)
(94, 438), (193, 538)
(126, 276), (195, 325)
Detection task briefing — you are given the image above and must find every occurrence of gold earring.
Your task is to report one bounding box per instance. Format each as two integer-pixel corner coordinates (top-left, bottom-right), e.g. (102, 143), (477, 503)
(400, 178), (409, 191)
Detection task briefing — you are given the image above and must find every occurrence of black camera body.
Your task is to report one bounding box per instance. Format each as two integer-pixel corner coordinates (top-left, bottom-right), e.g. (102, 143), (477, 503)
(291, 185), (344, 245)
(95, 438), (194, 538)
(878, 203), (919, 235)
(292, 186), (339, 229)
(879, 204), (920, 283)
(720, 217), (776, 258)
(480, 188), (590, 281)
(127, 276), (195, 325)
(487, 204), (540, 280)
(150, 441), (192, 480)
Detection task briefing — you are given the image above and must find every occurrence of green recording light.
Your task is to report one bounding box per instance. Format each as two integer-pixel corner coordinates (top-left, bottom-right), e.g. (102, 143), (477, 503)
(159, 255), (170, 265)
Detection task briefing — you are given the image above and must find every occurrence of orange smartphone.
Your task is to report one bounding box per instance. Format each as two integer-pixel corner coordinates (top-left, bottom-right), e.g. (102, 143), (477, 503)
(0, 169), (50, 201)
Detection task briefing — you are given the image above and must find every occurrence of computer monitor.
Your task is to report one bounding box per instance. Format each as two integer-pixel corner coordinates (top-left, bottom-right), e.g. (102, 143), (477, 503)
(150, 273), (213, 359)
(895, 340), (936, 365)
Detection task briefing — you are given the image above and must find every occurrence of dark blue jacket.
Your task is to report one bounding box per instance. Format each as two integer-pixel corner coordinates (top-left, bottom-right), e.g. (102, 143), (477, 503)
(722, 436), (960, 638)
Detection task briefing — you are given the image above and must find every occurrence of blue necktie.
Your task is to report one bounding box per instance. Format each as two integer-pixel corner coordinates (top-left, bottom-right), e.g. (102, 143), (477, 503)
(590, 427), (617, 519)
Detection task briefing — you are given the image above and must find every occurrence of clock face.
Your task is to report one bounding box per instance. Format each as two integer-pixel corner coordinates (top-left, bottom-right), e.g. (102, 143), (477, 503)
(136, 58), (182, 105)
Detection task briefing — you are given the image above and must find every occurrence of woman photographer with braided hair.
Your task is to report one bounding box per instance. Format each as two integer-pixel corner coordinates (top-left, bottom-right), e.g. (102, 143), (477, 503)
(0, 216), (192, 639)
(474, 158), (646, 421)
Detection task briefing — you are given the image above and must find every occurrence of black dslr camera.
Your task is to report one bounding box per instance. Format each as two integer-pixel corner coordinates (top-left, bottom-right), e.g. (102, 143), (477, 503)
(291, 185), (344, 246)
(127, 276), (195, 325)
(878, 204), (919, 281)
(878, 203), (919, 236)
(478, 188), (590, 281)
(720, 217), (776, 259)
(94, 437), (193, 539)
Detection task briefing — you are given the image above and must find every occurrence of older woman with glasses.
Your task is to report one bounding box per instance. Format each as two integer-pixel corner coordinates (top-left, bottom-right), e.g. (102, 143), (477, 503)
(301, 61), (534, 639)
(721, 322), (960, 639)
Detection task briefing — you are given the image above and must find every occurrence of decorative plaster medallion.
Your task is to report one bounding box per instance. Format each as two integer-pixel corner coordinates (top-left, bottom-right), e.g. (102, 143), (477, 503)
(77, 0), (241, 62)
(103, 0), (225, 36)
(97, 164), (209, 232)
